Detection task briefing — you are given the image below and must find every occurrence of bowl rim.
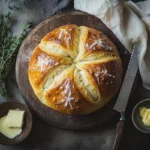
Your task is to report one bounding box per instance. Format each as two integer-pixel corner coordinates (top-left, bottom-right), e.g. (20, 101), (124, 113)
(132, 98), (150, 134)
(0, 100), (33, 145)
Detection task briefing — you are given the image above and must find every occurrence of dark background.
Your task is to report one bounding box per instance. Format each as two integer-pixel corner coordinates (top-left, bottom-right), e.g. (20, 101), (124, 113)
(0, 0), (149, 150)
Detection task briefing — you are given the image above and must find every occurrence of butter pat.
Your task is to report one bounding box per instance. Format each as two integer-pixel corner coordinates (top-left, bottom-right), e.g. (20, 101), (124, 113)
(0, 116), (22, 139)
(5, 109), (25, 128)
(139, 107), (150, 126)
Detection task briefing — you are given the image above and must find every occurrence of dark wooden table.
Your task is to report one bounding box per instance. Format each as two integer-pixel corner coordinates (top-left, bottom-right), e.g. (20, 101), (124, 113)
(0, 0), (150, 150)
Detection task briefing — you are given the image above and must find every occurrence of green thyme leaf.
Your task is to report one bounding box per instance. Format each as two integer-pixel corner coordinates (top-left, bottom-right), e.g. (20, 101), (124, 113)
(0, 7), (31, 97)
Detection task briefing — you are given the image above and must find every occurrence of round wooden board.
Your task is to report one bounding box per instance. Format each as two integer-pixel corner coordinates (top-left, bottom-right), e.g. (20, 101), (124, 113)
(16, 11), (130, 130)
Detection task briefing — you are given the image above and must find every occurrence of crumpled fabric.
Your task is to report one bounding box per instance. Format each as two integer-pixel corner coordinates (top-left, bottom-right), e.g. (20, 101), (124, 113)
(74, 0), (150, 90)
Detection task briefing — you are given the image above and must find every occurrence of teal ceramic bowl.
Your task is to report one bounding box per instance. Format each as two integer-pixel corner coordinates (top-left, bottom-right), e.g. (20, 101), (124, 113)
(132, 99), (150, 133)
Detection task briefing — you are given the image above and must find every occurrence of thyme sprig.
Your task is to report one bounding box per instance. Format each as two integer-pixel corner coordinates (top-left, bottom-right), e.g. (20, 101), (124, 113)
(0, 8), (31, 97)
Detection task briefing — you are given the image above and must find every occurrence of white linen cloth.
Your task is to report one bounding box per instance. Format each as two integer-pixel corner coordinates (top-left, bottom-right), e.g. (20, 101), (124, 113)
(74, 0), (150, 90)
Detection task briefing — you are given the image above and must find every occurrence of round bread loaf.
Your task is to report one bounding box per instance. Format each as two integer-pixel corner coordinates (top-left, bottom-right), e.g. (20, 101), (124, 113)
(28, 24), (122, 115)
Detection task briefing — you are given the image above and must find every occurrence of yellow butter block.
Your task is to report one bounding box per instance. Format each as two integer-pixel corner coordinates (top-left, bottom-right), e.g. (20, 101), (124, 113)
(0, 116), (22, 139)
(140, 107), (150, 126)
(5, 109), (25, 128)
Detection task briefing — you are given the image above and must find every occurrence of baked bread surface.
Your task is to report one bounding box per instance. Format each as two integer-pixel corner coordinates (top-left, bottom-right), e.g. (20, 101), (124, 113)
(28, 24), (122, 115)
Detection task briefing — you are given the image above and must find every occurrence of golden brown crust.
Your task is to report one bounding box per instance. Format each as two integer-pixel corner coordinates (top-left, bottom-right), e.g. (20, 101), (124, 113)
(41, 24), (79, 59)
(42, 24), (77, 49)
(28, 24), (122, 115)
(85, 27), (117, 52)
(28, 46), (72, 99)
(43, 74), (90, 115)
(79, 58), (122, 99)
(28, 46), (59, 87)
